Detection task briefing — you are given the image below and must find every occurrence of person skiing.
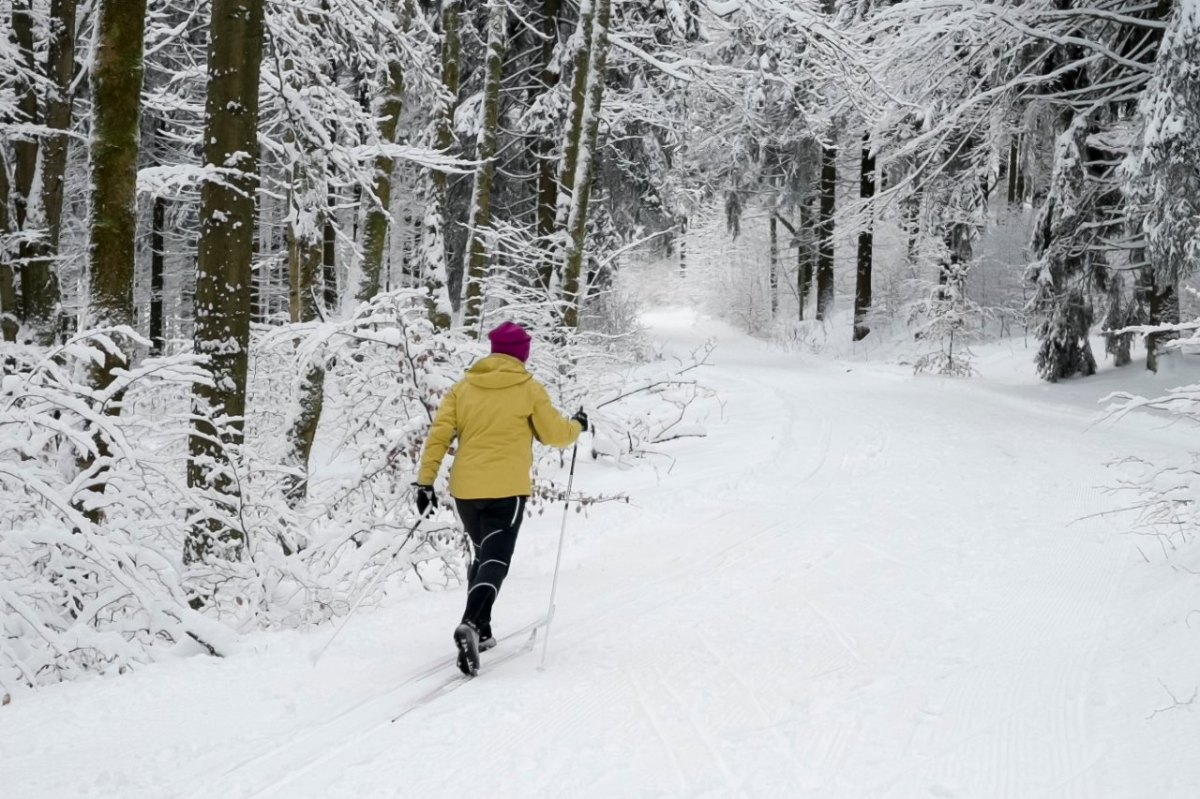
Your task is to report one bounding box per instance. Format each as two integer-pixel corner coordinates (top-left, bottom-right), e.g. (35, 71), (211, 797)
(415, 321), (587, 676)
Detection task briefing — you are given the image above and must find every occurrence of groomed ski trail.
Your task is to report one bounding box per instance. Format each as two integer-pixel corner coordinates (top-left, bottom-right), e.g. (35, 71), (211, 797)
(4, 308), (1199, 799)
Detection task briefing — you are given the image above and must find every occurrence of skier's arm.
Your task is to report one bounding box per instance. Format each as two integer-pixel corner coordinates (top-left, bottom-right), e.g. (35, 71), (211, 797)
(417, 387), (458, 484)
(529, 382), (582, 449)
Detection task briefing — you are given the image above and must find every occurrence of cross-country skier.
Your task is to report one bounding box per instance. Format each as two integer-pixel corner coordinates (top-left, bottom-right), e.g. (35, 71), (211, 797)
(415, 321), (587, 676)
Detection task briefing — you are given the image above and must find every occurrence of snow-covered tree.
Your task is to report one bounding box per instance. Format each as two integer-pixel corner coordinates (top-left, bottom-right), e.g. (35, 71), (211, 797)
(1124, 0), (1200, 372)
(88, 0), (147, 358)
(187, 0), (266, 575)
(1, 0), (81, 345)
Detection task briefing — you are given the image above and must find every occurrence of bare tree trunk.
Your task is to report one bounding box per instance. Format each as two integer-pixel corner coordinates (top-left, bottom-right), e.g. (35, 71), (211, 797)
(553, 0), (596, 292)
(798, 200), (814, 321)
(187, 0), (265, 570)
(150, 193), (166, 354)
(461, 0), (507, 332)
(358, 35), (407, 304)
(283, 150), (326, 514)
(21, 0), (78, 346)
(11, 0), (68, 344)
(322, 192), (336, 313)
(420, 0), (459, 329)
(1014, 134), (1026, 205)
(535, 0), (563, 290)
(1146, 275), (1179, 373)
(0, 151), (16, 342)
(1006, 135), (1020, 206)
(88, 0), (146, 338)
(678, 214), (687, 278)
(854, 134), (875, 341)
(79, 0), (147, 525)
(285, 358), (323, 526)
(562, 0), (612, 330)
(288, 158), (325, 327)
(768, 212), (778, 316)
(816, 142), (837, 321)
(11, 0), (38, 234)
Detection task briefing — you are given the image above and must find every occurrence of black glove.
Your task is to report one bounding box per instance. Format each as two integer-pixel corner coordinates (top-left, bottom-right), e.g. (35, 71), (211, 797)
(414, 484), (438, 516)
(571, 408), (590, 433)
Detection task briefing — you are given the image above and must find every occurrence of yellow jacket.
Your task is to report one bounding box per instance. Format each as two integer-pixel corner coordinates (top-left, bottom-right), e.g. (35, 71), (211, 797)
(417, 354), (582, 499)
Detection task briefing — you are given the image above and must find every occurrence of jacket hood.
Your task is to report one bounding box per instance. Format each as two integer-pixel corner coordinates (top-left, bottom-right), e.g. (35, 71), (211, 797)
(465, 354), (533, 389)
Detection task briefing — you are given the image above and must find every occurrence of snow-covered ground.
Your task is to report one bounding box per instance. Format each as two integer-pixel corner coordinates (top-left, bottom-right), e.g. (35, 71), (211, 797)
(5, 309), (1200, 798)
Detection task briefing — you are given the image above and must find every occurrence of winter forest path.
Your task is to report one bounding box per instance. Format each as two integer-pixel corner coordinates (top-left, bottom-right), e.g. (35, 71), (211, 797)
(5, 308), (1199, 798)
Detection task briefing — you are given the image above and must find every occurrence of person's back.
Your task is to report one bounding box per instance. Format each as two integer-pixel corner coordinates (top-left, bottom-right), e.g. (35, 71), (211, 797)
(415, 321), (586, 675)
(424, 351), (578, 500)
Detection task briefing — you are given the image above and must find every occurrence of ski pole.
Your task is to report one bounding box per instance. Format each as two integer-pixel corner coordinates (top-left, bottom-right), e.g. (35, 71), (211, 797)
(539, 442), (578, 670)
(309, 509), (428, 667)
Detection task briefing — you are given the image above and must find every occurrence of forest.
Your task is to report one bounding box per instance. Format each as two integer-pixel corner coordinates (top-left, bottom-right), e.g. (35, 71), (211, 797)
(2, 0), (1198, 697)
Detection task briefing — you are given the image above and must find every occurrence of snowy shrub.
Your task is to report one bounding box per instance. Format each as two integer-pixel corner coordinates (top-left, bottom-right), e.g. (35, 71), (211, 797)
(581, 339), (717, 472)
(776, 317), (831, 355)
(0, 331), (234, 695)
(0, 290), (697, 697)
(188, 291), (476, 628)
(1106, 315), (1200, 553)
(0, 305), (477, 692)
(907, 265), (994, 377)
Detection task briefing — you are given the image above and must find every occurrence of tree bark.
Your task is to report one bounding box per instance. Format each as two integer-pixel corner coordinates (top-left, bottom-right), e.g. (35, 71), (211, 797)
(854, 134), (875, 341)
(12, 0), (75, 344)
(322, 192), (337, 312)
(288, 158), (325, 327)
(79, 0), (147, 525)
(358, 57), (405, 303)
(768, 212), (778, 316)
(21, 0), (78, 346)
(816, 142), (837, 321)
(461, 0), (507, 333)
(562, 0), (612, 330)
(12, 0), (38, 233)
(1006, 134), (1021, 206)
(798, 200), (814, 321)
(284, 359), (323, 522)
(535, 0), (564, 290)
(187, 0), (265, 568)
(678, 214), (687, 278)
(89, 0), (146, 337)
(150, 193), (166, 354)
(288, 216), (323, 317)
(284, 150), (326, 511)
(420, 0), (460, 329)
(0, 151), (17, 342)
(553, 0), (597, 293)
(1146, 276), (1179, 373)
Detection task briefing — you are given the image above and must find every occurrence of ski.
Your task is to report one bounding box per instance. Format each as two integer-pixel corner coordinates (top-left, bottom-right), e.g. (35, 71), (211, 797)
(390, 617), (546, 723)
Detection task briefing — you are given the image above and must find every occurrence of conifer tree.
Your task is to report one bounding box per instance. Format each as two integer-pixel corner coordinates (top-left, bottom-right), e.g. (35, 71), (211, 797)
(1125, 0), (1199, 371)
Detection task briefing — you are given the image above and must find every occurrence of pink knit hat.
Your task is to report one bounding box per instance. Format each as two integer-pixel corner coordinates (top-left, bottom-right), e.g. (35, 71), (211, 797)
(488, 321), (531, 363)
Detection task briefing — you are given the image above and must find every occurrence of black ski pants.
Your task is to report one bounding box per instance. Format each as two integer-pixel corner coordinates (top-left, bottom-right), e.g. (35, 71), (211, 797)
(455, 496), (526, 638)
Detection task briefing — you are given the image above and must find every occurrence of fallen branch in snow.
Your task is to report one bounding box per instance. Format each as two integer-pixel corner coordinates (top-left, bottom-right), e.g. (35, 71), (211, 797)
(1147, 680), (1198, 720)
(596, 340), (715, 408)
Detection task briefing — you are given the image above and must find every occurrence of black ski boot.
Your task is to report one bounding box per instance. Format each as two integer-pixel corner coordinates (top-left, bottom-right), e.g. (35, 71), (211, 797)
(478, 629), (497, 653)
(454, 622), (480, 676)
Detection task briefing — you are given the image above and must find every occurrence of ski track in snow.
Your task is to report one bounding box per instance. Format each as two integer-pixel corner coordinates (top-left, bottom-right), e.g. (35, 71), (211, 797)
(5, 309), (1200, 799)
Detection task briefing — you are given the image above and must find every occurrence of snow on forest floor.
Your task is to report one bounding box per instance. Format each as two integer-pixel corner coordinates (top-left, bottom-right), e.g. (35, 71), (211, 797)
(5, 308), (1200, 799)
